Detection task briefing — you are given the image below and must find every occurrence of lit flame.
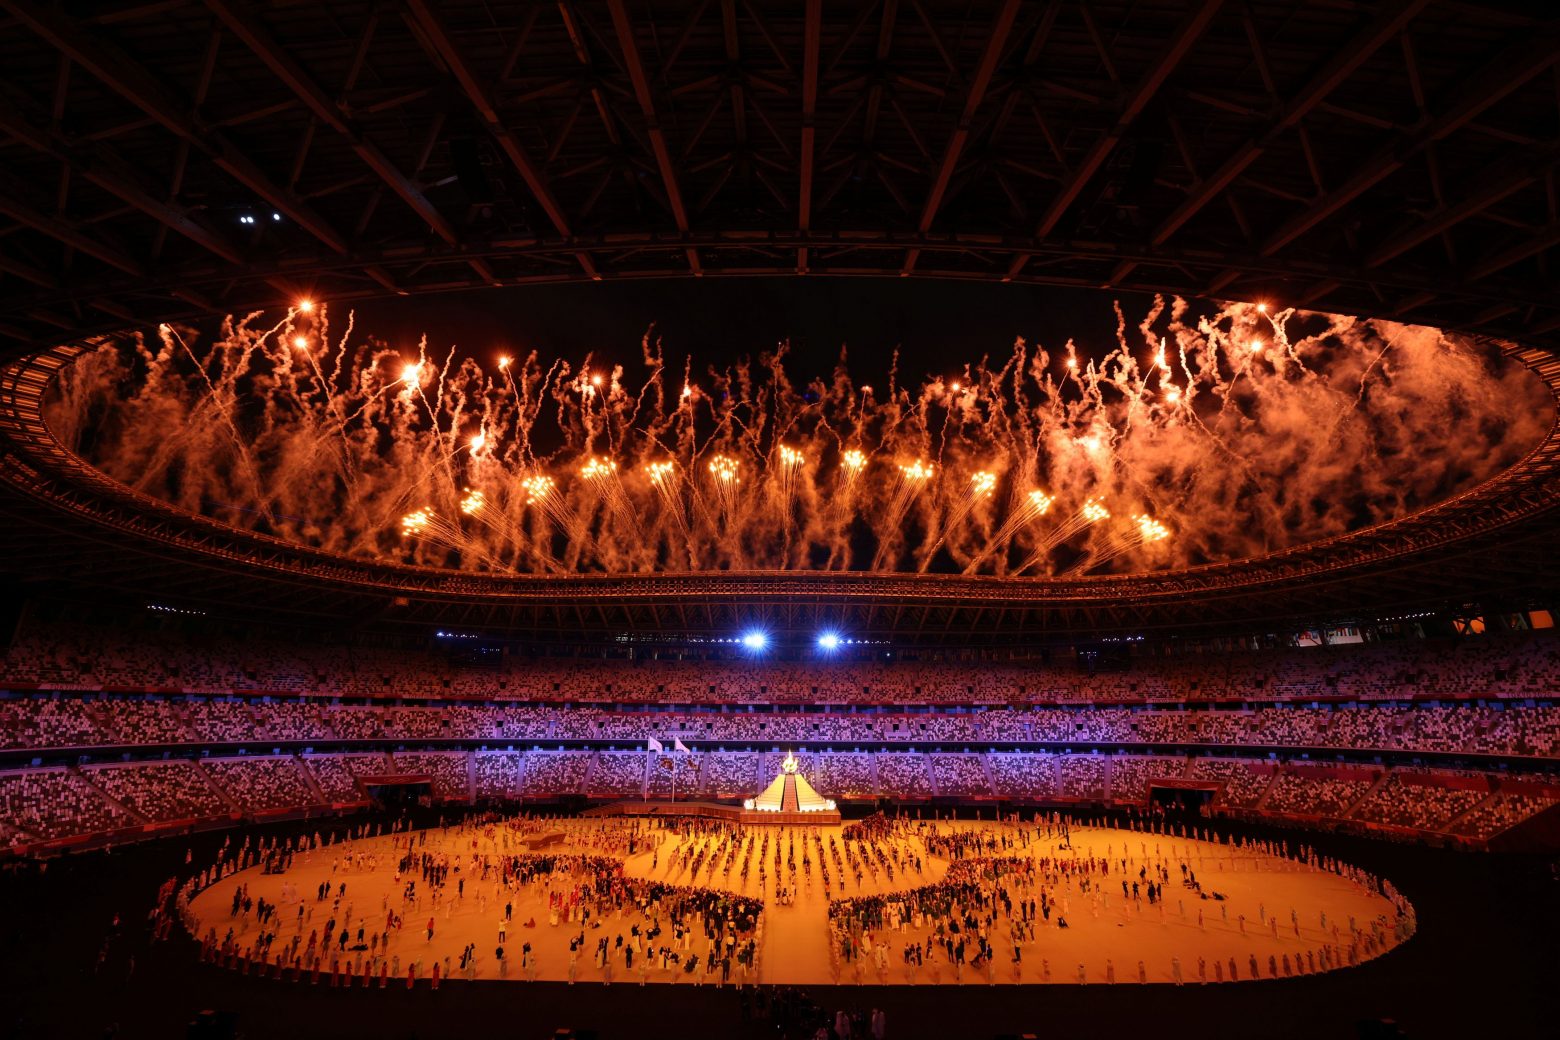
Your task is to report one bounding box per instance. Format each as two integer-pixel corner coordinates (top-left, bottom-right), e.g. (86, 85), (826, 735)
(1135, 513), (1170, 543)
(469, 432), (486, 452)
(1248, 338), (1264, 353)
(580, 456), (617, 479)
(401, 362), (422, 383)
(521, 474), (555, 505)
(291, 335), (308, 350)
(296, 298), (314, 313)
(497, 356), (511, 370)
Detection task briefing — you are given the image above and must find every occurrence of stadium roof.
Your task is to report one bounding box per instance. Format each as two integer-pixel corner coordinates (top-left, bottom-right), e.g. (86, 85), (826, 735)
(0, 1), (1557, 348)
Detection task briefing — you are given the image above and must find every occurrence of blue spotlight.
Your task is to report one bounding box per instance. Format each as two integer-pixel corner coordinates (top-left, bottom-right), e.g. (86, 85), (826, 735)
(816, 632), (841, 651)
(741, 630), (768, 650)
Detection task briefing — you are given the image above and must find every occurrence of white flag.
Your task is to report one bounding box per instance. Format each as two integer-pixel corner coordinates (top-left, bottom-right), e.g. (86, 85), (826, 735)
(648, 737), (664, 754)
(673, 738), (690, 754)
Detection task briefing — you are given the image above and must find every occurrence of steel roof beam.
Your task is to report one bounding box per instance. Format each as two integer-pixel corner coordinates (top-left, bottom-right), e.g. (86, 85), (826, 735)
(3, 222), (1557, 327)
(1, 0), (405, 296)
(605, 0), (700, 275)
(797, 0), (821, 273)
(1143, 0), (1429, 252)
(1253, 28), (1560, 258)
(203, 0), (495, 282)
(0, 0), (350, 258)
(0, 252), (58, 289)
(903, 0), (1022, 274)
(0, 182), (144, 276)
(403, 0), (596, 280)
(1201, 26), (1560, 296)
(0, 108), (244, 266)
(1008, 0), (1224, 280)
(1467, 219), (1560, 284)
(1364, 154), (1554, 267)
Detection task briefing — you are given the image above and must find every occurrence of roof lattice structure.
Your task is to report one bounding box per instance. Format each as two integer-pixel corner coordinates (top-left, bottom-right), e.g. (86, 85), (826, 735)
(0, 1), (1556, 346)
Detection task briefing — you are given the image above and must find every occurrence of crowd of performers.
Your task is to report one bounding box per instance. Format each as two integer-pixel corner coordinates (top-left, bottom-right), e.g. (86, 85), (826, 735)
(656, 813), (926, 905)
(826, 813), (1415, 985)
(150, 807), (1414, 991)
(163, 813), (766, 989)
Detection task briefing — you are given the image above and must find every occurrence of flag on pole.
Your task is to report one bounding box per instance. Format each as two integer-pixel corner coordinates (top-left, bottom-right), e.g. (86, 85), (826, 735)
(648, 737), (664, 754)
(673, 738), (690, 754)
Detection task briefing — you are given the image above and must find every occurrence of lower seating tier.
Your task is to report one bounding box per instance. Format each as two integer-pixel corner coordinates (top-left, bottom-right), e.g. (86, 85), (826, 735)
(2, 749), (1554, 853)
(2, 694), (1558, 758)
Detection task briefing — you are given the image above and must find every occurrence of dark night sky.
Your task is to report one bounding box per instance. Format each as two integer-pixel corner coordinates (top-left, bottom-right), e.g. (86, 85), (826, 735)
(347, 277), (1165, 383)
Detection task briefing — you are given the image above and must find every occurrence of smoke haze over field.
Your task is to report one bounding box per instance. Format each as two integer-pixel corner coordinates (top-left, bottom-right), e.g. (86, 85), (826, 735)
(46, 296), (1552, 577)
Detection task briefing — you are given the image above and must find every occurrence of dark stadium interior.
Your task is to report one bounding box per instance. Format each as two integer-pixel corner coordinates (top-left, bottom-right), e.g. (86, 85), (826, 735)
(2, 2), (1559, 1039)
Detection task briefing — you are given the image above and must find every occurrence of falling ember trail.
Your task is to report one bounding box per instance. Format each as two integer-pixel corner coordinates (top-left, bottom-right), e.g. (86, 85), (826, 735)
(1015, 499), (1111, 576)
(918, 469), (995, 573)
(965, 489), (1053, 574)
(1062, 512), (1172, 576)
(873, 460), (935, 571)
